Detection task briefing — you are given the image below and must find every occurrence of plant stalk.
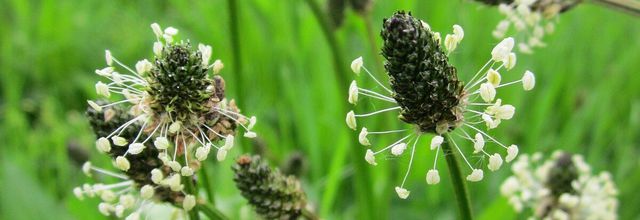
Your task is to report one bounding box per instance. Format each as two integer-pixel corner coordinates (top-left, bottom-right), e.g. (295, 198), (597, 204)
(301, 207), (320, 220)
(362, 13), (386, 76)
(199, 164), (215, 205)
(198, 204), (229, 220)
(227, 0), (244, 102)
(590, 0), (640, 16)
(442, 134), (473, 220)
(303, 0), (349, 92)
(183, 173), (200, 220)
(303, 1), (374, 219)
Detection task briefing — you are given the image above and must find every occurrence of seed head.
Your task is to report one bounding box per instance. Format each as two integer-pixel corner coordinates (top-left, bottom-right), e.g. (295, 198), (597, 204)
(232, 155), (308, 219)
(381, 11), (464, 134)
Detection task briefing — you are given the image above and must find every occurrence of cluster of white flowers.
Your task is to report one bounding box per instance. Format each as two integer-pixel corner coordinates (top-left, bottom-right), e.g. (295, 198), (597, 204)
(492, 0), (561, 53)
(347, 23), (536, 199)
(501, 151), (618, 219)
(73, 162), (197, 219)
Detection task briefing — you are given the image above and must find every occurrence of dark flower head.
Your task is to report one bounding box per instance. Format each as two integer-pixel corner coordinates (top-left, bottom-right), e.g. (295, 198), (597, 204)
(546, 153), (579, 197)
(233, 155), (307, 220)
(381, 11), (464, 134)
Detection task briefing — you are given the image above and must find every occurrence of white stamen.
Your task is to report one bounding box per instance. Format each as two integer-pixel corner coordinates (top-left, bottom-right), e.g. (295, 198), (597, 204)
(151, 23), (163, 38)
(487, 69), (501, 87)
(506, 145), (519, 162)
(183, 194), (196, 211)
(105, 50), (113, 66)
(348, 80), (358, 105)
(95, 81), (111, 97)
(522, 70), (535, 91)
(358, 127), (370, 146)
(128, 143), (145, 155)
(467, 169), (484, 182)
(395, 187), (410, 199)
(96, 137), (112, 153)
(430, 135), (444, 150)
(153, 42), (163, 56)
(473, 133), (485, 153)
(154, 137), (170, 150)
(426, 169), (440, 185)
(480, 83), (496, 102)
(488, 153), (504, 171)
(365, 149), (377, 165)
(390, 142), (407, 156)
(216, 148), (228, 161)
(351, 56), (363, 75)
(346, 111), (357, 130)
(115, 156), (130, 171)
(492, 37), (515, 62)
(212, 59), (224, 74)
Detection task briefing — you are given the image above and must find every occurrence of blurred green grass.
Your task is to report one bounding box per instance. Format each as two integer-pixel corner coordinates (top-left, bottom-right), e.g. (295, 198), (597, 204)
(1, 0), (639, 219)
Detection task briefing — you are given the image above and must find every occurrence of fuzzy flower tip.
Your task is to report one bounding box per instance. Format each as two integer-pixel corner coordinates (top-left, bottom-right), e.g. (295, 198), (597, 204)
(346, 11), (536, 197)
(77, 23), (260, 218)
(501, 151), (618, 219)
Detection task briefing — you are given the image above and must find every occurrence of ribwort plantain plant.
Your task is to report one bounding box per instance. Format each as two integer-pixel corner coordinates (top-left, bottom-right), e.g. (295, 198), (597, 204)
(501, 151), (618, 219)
(74, 23), (257, 219)
(346, 11), (537, 218)
(232, 155), (317, 220)
(477, 0), (640, 53)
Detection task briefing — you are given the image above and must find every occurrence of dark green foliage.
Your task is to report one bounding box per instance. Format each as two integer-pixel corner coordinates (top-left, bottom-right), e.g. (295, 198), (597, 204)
(546, 153), (579, 197)
(148, 42), (213, 124)
(233, 155), (307, 220)
(381, 11), (464, 134)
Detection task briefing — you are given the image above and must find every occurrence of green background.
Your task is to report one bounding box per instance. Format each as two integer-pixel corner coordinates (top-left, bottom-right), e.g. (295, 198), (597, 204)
(1, 0), (638, 219)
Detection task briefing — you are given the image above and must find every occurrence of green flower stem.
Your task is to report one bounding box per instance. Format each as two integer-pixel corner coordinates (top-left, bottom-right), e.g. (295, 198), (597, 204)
(183, 173), (200, 220)
(199, 165), (215, 205)
(591, 0), (640, 16)
(304, 1), (374, 219)
(198, 204), (229, 220)
(443, 134), (473, 220)
(301, 207), (320, 220)
(227, 0), (243, 101)
(303, 0), (349, 92)
(362, 14), (385, 76)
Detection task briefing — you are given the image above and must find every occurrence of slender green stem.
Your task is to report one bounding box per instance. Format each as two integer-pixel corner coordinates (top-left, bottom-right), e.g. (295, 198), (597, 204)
(198, 204), (229, 220)
(590, 0), (640, 16)
(183, 174), (200, 220)
(303, 0), (349, 92)
(362, 13), (385, 76)
(199, 165), (215, 205)
(442, 134), (473, 220)
(227, 0), (243, 101)
(301, 207), (320, 220)
(303, 1), (374, 219)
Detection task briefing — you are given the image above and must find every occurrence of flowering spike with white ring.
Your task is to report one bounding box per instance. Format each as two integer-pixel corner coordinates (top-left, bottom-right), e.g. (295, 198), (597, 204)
(345, 11), (536, 197)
